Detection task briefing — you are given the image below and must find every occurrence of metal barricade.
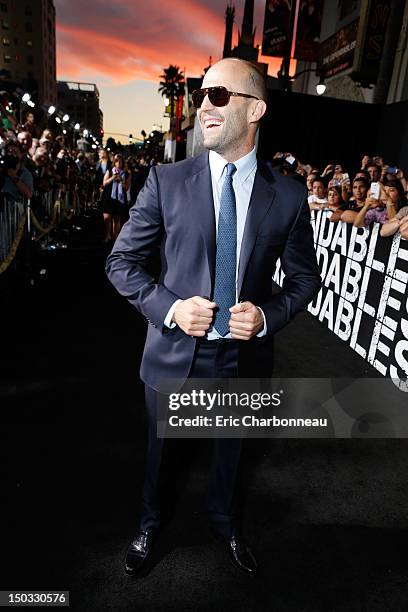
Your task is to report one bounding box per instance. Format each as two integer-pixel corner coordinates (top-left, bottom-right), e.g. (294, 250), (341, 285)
(0, 193), (27, 274)
(1, 171), (99, 276)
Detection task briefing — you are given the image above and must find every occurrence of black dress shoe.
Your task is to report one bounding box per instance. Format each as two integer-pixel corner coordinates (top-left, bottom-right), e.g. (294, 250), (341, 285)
(124, 529), (156, 576)
(212, 529), (258, 575)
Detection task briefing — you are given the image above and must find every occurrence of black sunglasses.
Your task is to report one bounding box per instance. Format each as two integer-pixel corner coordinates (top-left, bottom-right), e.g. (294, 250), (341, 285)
(191, 86), (260, 109)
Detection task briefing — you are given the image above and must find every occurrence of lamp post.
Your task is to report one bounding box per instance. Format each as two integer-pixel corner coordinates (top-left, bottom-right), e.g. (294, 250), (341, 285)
(19, 92), (30, 125)
(47, 105), (56, 128)
(73, 122), (80, 148)
(281, 68), (327, 96)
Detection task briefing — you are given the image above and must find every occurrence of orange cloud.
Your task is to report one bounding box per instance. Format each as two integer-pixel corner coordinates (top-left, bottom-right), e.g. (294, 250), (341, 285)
(55, 0), (293, 85)
(56, 0), (225, 83)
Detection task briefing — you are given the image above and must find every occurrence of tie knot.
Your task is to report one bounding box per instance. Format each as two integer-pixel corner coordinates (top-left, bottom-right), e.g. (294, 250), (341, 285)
(225, 163), (236, 178)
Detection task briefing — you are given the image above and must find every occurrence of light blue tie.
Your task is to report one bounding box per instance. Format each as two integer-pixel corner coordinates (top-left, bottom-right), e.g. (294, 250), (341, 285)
(213, 163), (237, 336)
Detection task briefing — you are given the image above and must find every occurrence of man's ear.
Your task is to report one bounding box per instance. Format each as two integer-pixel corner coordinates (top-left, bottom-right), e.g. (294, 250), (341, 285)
(249, 99), (267, 124)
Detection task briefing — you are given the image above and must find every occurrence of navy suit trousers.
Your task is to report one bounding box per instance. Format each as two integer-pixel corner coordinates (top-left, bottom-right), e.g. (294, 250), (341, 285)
(140, 339), (243, 537)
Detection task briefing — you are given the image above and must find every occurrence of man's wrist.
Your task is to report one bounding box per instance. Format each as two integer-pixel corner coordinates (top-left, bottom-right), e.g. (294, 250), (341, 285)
(164, 299), (182, 329)
(171, 299), (183, 323)
(256, 306), (267, 337)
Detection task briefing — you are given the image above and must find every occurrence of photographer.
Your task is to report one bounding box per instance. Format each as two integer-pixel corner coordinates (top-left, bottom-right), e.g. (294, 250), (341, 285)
(1, 143), (33, 200)
(31, 147), (55, 194)
(55, 148), (70, 184)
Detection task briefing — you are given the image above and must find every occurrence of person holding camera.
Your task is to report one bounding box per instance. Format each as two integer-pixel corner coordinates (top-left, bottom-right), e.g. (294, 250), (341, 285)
(102, 153), (131, 243)
(329, 176), (369, 224)
(352, 179), (405, 228)
(1, 142), (33, 200)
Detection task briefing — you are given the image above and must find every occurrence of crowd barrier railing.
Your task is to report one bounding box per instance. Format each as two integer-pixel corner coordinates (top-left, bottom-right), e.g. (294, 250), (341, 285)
(273, 210), (408, 392)
(0, 194), (27, 274)
(0, 178), (94, 275)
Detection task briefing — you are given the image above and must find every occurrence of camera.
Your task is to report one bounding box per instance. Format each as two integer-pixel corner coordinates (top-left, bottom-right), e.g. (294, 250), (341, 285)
(3, 154), (19, 171)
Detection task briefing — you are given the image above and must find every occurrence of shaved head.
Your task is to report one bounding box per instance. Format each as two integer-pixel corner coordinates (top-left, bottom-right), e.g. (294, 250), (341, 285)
(214, 58), (268, 102)
(199, 58), (268, 161)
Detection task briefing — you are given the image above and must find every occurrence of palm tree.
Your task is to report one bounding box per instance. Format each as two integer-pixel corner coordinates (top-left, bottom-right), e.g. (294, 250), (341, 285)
(158, 65), (185, 118)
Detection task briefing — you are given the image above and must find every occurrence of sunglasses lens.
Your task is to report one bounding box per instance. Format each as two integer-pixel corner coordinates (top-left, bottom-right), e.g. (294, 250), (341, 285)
(192, 87), (230, 108)
(208, 87), (229, 107)
(192, 90), (205, 108)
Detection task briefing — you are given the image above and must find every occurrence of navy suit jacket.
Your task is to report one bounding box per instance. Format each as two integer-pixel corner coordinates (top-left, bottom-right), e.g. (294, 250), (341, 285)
(105, 151), (321, 392)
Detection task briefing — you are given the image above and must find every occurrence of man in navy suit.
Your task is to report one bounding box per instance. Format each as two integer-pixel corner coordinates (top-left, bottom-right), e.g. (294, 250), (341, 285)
(105, 58), (321, 576)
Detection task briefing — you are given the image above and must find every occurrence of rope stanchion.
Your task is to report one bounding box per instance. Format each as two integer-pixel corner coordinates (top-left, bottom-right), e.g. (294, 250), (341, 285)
(0, 174), (95, 277)
(0, 210), (28, 275)
(29, 207), (56, 236)
(29, 199), (67, 237)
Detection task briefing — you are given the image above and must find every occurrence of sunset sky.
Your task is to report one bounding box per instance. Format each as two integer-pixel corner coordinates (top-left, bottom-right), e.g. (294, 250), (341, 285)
(54, 0), (288, 142)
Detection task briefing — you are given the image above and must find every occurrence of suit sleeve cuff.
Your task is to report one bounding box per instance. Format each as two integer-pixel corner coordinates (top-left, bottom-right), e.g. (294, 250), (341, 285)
(164, 299), (182, 328)
(256, 306), (267, 337)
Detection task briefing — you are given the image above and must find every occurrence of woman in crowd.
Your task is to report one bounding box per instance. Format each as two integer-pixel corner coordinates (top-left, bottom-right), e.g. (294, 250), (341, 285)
(329, 176), (370, 223)
(325, 185), (344, 214)
(96, 149), (111, 185)
(352, 179), (405, 228)
(124, 158), (134, 208)
(102, 153), (130, 243)
(96, 149), (112, 209)
(380, 181), (408, 238)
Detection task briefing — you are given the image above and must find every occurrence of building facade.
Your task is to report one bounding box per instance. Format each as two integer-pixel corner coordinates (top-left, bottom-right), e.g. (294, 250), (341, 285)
(0, 0), (56, 104)
(57, 81), (103, 137)
(293, 0), (408, 105)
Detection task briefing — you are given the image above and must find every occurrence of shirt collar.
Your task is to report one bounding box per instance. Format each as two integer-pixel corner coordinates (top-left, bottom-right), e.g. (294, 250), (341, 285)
(209, 146), (257, 184)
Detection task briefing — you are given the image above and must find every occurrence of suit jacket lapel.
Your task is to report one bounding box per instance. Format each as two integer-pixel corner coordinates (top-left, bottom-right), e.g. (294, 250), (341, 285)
(185, 152), (216, 295)
(237, 160), (277, 297)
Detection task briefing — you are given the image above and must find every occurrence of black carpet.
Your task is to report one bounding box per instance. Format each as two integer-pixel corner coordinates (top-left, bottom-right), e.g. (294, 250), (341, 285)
(2, 212), (408, 611)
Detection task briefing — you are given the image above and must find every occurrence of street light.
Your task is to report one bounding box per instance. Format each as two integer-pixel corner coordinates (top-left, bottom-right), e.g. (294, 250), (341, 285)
(19, 92), (32, 123)
(284, 68), (327, 96)
(48, 105), (56, 115)
(62, 113), (69, 122)
(74, 123), (80, 130)
(83, 129), (89, 137)
(316, 75), (327, 96)
(55, 116), (61, 123)
(27, 100), (35, 107)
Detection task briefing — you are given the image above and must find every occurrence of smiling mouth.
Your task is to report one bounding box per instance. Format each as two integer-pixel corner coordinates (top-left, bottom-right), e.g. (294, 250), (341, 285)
(203, 118), (224, 129)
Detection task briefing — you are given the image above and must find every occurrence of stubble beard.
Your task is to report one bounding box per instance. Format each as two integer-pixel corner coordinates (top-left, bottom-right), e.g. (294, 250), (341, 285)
(202, 113), (246, 157)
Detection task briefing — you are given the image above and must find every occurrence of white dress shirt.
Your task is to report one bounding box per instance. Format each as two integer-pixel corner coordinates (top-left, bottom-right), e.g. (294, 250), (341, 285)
(164, 146), (267, 338)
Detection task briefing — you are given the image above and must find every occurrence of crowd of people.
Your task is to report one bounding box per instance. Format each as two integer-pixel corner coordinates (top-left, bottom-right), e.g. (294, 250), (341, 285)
(2, 107), (408, 251)
(272, 152), (408, 240)
(0, 109), (157, 243)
